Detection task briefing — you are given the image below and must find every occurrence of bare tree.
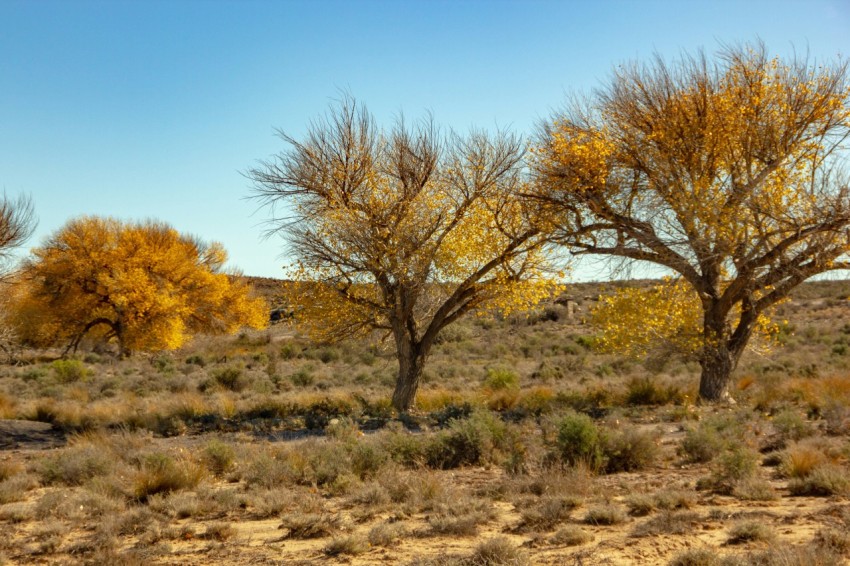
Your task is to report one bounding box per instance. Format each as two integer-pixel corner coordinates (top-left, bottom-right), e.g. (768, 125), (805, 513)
(533, 42), (850, 402)
(0, 193), (35, 276)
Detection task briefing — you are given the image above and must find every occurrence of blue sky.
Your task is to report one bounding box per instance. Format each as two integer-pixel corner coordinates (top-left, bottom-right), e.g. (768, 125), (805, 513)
(1, 0), (848, 279)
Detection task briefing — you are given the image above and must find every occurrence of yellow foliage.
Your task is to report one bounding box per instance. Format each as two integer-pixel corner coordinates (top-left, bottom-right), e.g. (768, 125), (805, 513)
(6, 217), (267, 355)
(591, 279), (779, 360)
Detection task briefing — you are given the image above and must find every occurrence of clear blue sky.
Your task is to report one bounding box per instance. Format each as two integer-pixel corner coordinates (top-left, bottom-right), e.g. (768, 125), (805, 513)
(1, 0), (848, 279)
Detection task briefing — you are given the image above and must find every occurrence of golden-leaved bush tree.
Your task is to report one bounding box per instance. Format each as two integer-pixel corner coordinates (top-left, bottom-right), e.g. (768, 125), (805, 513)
(533, 42), (850, 402)
(0, 193), (36, 359)
(249, 97), (559, 411)
(8, 217), (267, 357)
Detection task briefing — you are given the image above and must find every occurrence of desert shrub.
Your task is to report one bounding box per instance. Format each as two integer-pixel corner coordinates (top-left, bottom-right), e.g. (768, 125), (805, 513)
(633, 510), (700, 536)
(197, 523), (235, 542)
(0, 460), (24, 482)
(813, 528), (850, 557)
(788, 464), (850, 496)
(426, 411), (510, 469)
(515, 495), (580, 531)
(51, 359), (88, 383)
(211, 366), (246, 392)
(780, 441), (832, 479)
(668, 549), (722, 566)
(727, 520), (775, 544)
(0, 473), (39, 504)
(678, 423), (728, 464)
(427, 495), (496, 536)
(484, 367), (520, 390)
(549, 525), (592, 546)
(39, 444), (115, 486)
(470, 536), (529, 566)
(280, 512), (341, 538)
(324, 534), (368, 556)
(698, 446), (759, 495)
(584, 504), (627, 525)
(602, 427), (660, 473)
(132, 453), (205, 501)
(624, 377), (682, 406)
(772, 408), (814, 443)
(732, 478), (778, 501)
(290, 368), (315, 387)
(556, 410), (603, 470)
(625, 494), (655, 516)
(185, 355), (206, 367)
(202, 439), (236, 476)
(349, 440), (390, 479)
(368, 521), (405, 546)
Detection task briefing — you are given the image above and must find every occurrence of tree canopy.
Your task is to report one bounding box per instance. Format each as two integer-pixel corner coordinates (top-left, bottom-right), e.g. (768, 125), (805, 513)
(533, 42), (850, 401)
(249, 97), (558, 411)
(8, 217), (267, 357)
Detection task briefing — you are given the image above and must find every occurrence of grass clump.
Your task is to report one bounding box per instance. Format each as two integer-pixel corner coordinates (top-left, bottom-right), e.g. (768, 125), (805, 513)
(324, 534), (369, 556)
(484, 367), (520, 391)
(515, 496), (580, 531)
(549, 525), (592, 546)
(279, 512), (341, 539)
(470, 536), (529, 566)
(633, 510), (700, 536)
(668, 548), (722, 566)
(132, 453), (205, 502)
(727, 520), (776, 545)
(788, 464), (850, 496)
(602, 427), (660, 473)
(584, 504), (627, 526)
(202, 439), (236, 476)
(51, 359), (88, 383)
(368, 522), (405, 547)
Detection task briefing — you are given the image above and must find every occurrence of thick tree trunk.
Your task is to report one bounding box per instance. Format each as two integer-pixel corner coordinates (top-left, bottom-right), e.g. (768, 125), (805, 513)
(698, 303), (739, 403)
(698, 343), (736, 402)
(391, 350), (426, 412)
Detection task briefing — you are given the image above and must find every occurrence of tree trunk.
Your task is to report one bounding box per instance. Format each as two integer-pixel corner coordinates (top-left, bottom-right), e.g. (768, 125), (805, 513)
(698, 304), (738, 403)
(698, 343), (736, 402)
(391, 348), (426, 412)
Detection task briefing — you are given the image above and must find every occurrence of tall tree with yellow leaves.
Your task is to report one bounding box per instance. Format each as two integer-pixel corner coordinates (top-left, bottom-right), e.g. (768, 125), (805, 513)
(249, 97), (558, 412)
(533, 42), (850, 402)
(9, 217), (267, 357)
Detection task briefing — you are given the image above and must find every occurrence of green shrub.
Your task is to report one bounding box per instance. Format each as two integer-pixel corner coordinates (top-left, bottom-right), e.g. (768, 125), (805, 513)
(291, 368), (315, 387)
(556, 411), (603, 470)
(484, 367), (520, 390)
(603, 427), (660, 473)
(51, 360), (88, 383)
(212, 366), (246, 392)
(426, 411), (510, 469)
(625, 378), (682, 406)
(202, 439), (236, 476)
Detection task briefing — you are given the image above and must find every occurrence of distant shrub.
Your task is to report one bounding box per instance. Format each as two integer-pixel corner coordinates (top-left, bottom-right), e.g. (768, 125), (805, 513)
(40, 444), (114, 486)
(602, 427), (660, 473)
(202, 439), (236, 476)
(426, 411), (510, 469)
(212, 366), (246, 392)
(727, 520), (775, 544)
(584, 504), (627, 526)
(133, 453), (205, 502)
(51, 359), (88, 383)
(291, 368), (315, 387)
(625, 377), (683, 406)
(470, 536), (529, 566)
(484, 367), (520, 390)
(788, 464), (850, 496)
(772, 408), (814, 442)
(556, 411), (603, 470)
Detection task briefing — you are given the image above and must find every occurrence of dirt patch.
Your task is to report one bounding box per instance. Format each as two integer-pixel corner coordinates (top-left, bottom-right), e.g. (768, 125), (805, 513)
(0, 419), (65, 450)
